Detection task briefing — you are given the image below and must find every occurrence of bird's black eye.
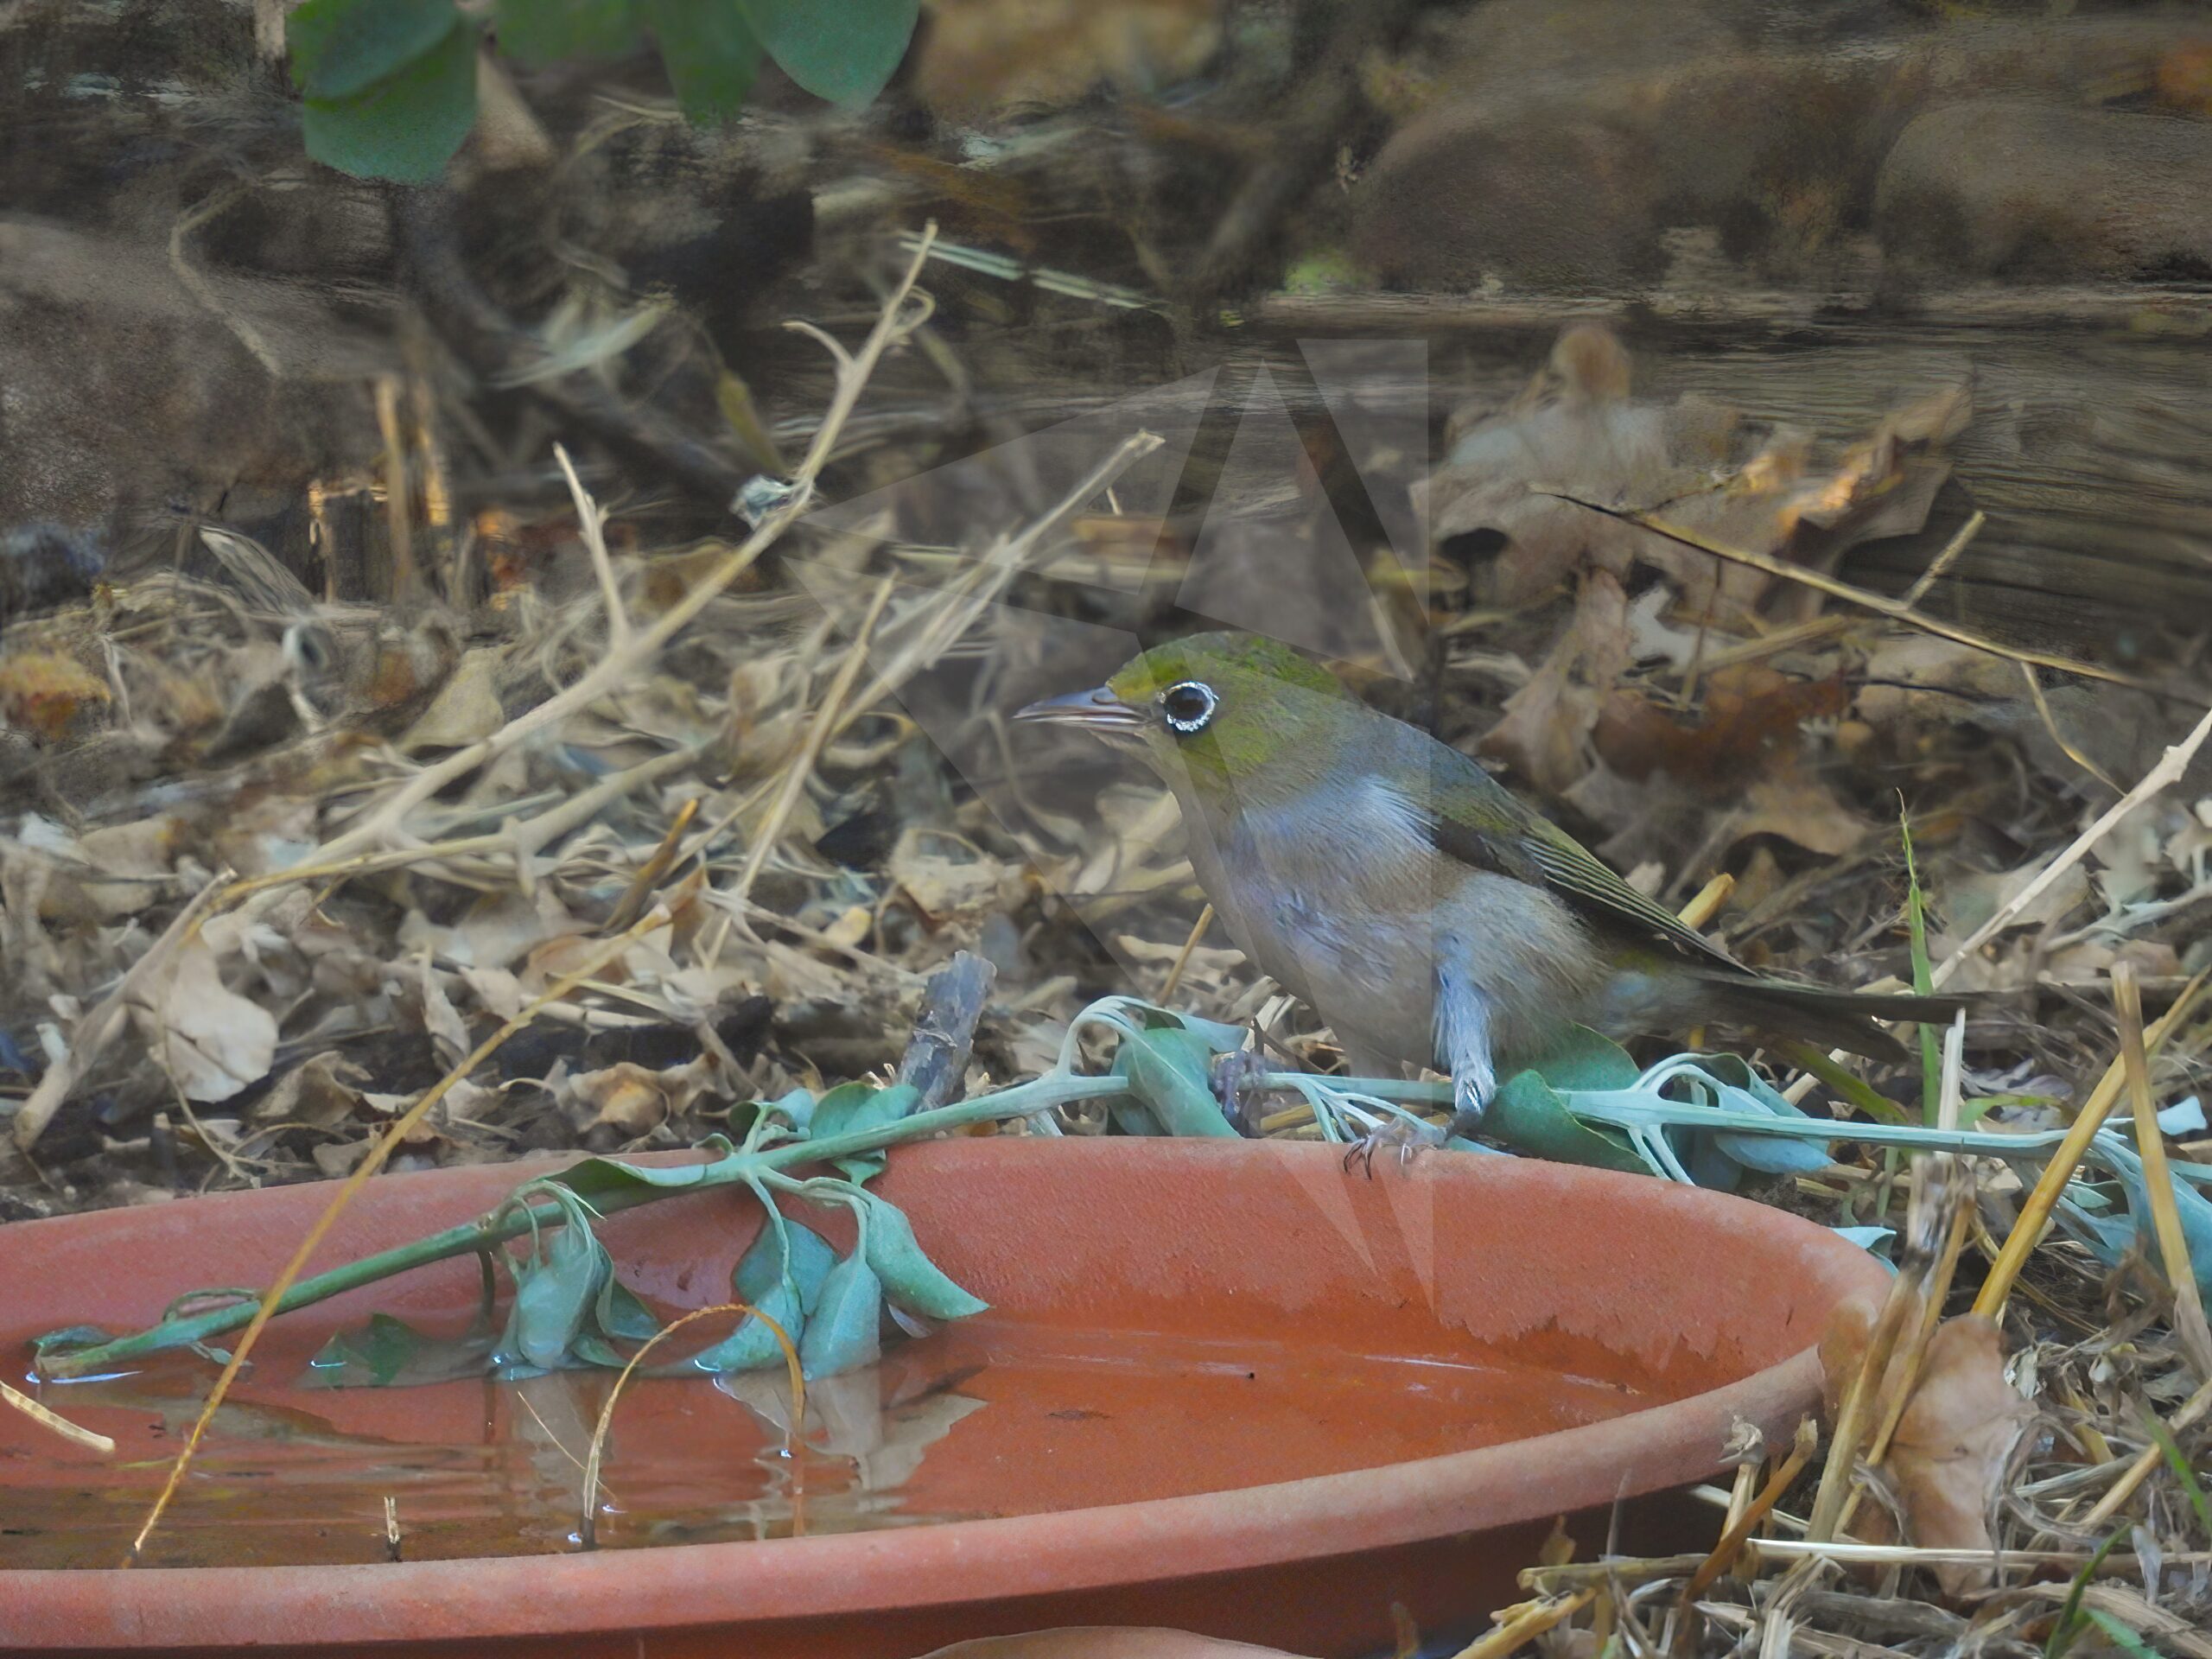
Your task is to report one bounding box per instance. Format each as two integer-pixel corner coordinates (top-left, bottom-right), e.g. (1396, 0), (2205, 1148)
(1158, 679), (1217, 735)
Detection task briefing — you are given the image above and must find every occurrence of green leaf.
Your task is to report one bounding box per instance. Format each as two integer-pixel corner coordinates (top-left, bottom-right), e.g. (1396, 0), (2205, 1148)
(1682, 1052), (1837, 1176)
(310, 1313), (418, 1386)
(289, 0), (461, 99)
(29, 1325), (111, 1362)
(595, 1274), (662, 1344)
(2080, 1610), (2164, 1659)
(509, 1203), (608, 1370)
(733, 1211), (838, 1316)
(642, 0), (762, 121)
(798, 1252), (882, 1380)
(1487, 1068), (1649, 1174)
(808, 1080), (920, 1182)
(1900, 807), (1942, 1125)
(679, 1278), (801, 1373)
(810, 1081), (919, 1141)
(737, 0), (917, 108)
(1112, 1025), (1241, 1139)
(553, 1136), (736, 1201)
(859, 1194), (988, 1321)
(495, 0), (640, 65)
(1522, 1024), (1640, 1092)
(307, 1313), (497, 1388)
(2044, 1527), (2130, 1659)
(302, 21), (480, 184)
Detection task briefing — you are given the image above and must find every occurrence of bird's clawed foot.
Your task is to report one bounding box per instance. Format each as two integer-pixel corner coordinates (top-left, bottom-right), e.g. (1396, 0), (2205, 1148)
(1342, 1116), (1446, 1178)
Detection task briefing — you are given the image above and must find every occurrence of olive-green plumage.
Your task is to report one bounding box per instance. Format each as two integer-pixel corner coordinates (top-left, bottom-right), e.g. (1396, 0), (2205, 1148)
(1020, 632), (1958, 1131)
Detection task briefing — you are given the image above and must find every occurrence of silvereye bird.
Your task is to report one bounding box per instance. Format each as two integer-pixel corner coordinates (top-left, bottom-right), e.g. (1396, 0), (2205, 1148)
(1017, 632), (1958, 1139)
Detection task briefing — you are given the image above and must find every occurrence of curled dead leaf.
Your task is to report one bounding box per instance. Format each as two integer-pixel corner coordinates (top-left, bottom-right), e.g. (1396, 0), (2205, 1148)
(1594, 666), (1848, 791)
(136, 940), (278, 1103)
(1821, 1296), (2033, 1597)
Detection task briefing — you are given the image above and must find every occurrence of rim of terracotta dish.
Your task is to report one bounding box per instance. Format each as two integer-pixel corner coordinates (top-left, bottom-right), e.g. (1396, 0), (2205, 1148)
(0, 1150), (1878, 1649)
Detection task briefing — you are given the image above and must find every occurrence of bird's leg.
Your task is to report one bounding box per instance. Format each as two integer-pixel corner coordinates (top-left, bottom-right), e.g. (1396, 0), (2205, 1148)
(1436, 955), (1497, 1142)
(1209, 1046), (1272, 1135)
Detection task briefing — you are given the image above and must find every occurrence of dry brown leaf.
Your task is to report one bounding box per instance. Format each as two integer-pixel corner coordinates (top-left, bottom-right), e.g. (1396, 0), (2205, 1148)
(417, 960), (472, 1067)
(0, 650), (110, 741)
(569, 1063), (671, 1137)
(566, 1056), (721, 1138)
(913, 0), (1224, 118)
(1594, 666), (1848, 791)
(1884, 1315), (2034, 1594)
(1821, 1298), (2032, 1598)
(251, 1052), (370, 1129)
(891, 826), (1026, 924)
(136, 939), (278, 1103)
(1720, 776), (1868, 858)
(399, 647), (505, 751)
(1479, 571), (1630, 796)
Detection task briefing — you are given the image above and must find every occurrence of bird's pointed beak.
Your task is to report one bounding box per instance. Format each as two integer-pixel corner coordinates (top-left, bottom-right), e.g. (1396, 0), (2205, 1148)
(1014, 685), (1147, 738)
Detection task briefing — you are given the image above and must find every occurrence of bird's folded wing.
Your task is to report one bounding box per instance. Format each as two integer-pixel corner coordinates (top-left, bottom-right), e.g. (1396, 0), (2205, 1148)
(1414, 756), (1745, 971)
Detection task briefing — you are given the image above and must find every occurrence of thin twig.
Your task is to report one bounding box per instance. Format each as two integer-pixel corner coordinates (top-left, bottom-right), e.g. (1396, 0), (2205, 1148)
(578, 1300), (802, 1548)
(721, 575), (896, 922)
(1973, 972), (2209, 1320)
(1936, 702), (2212, 984)
(2020, 662), (2121, 793)
(319, 226), (938, 863)
(1682, 1417), (1820, 1605)
(554, 441), (631, 650)
(1542, 493), (2203, 708)
(2082, 1372), (2212, 1527)
(2113, 961), (2212, 1377)
(1901, 509), (1985, 607)
(1, 1377), (114, 1454)
(1160, 904), (1216, 1004)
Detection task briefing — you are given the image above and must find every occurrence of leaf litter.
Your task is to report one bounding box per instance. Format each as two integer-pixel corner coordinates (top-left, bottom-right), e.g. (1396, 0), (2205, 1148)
(0, 89), (2206, 1659)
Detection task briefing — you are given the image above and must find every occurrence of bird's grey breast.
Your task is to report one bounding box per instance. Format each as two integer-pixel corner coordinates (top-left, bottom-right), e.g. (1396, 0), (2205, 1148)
(1189, 779), (1448, 1065)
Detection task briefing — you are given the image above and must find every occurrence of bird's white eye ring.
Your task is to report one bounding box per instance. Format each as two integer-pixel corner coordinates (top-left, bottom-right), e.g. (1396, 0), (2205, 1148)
(1159, 680), (1217, 735)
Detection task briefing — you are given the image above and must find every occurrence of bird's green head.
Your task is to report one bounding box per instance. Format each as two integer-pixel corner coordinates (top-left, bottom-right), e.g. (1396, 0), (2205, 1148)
(1014, 632), (1357, 808)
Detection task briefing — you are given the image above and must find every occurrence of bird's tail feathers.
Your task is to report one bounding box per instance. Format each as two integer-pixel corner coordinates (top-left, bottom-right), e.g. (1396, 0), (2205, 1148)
(1682, 971), (1967, 1063)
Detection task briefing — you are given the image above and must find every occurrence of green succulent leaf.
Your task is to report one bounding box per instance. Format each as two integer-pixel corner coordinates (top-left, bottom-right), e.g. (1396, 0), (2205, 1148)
(309, 1312), (420, 1386)
(509, 1198), (610, 1370)
(595, 1274), (663, 1344)
(739, 0), (917, 108)
(307, 1313), (499, 1388)
(810, 1081), (919, 1141)
(1522, 1024), (1641, 1093)
(1486, 1068), (1648, 1174)
(733, 1211), (839, 1316)
(301, 20), (480, 183)
(552, 1136), (735, 1201)
(289, 0), (461, 99)
(809, 1080), (919, 1182)
(495, 0), (640, 65)
(858, 1194), (988, 1321)
(1112, 1025), (1240, 1139)
(642, 0), (762, 121)
(680, 1278), (802, 1373)
(798, 1251), (883, 1379)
